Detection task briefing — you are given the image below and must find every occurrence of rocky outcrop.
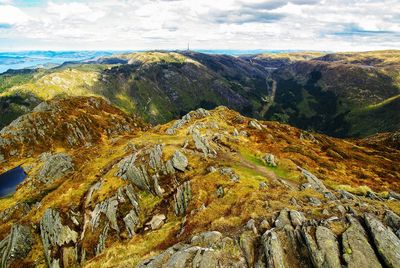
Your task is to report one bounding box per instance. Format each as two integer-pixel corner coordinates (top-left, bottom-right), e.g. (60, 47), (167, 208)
(0, 97), (138, 157)
(364, 213), (400, 268)
(90, 185), (140, 235)
(147, 214), (166, 230)
(384, 210), (400, 237)
(262, 230), (286, 268)
(0, 224), (33, 268)
(40, 208), (79, 268)
(342, 215), (382, 268)
(249, 120), (263, 130)
(298, 167), (336, 200)
(264, 153), (277, 167)
(171, 151), (188, 172)
(166, 108), (210, 135)
(173, 181), (192, 216)
(37, 153), (74, 184)
(138, 231), (234, 268)
(191, 128), (216, 157)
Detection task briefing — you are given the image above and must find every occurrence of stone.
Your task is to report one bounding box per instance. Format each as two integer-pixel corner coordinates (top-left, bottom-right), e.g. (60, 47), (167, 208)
(191, 231), (223, 247)
(166, 108), (210, 135)
(337, 205), (346, 215)
(40, 209), (78, 267)
(275, 209), (291, 229)
(239, 231), (256, 267)
(262, 230), (286, 268)
(192, 129), (216, 157)
(207, 166), (217, 173)
(342, 216), (382, 268)
(173, 181), (192, 216)
(308, 197), (322, 206)
(264, 153), (277, 167)
(95, 224), (109, 256)
(302, 226), (341, 268)
(192, 249), (218, 268)
(37, 153), (74, 184)
(322, 209), (330, 216)
(216, 186), (224, 198)
(124, 209), (140, 237)
(259, 182), (267, 189)
(366, 190), (383, 201)
(232, 128), (239, 136)
(364, 213), (400, 267)
(246, 219), (258, 235)
(338, 190), (357, 200)
(298, 167), (335, 200)
(249, 120), (262, 130)
(289, 210), (306, 227)
(0, 224), (33, 268)
(260, 219), (271, 231)
(171, 151), (188, 172)
(148, 214), (166, 230)
(389, 191), (400, 200)
(384, 210), (400, 237)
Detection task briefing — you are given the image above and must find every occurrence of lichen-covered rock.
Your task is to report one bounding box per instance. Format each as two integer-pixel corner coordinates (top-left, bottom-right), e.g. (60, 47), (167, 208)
(0, 224), (33, 268)
(342, 216), (382, 268)
(289, 210), (306, 227)
(239, 231), (256, 267)
(173, 181), (192, 216)
(37, 153), (74, 184)
(298, 167), (336, 200)
(147, 214), (166, 230)
(166, 108), (210, 135)
(264, 153), (277, 167)
(171, 151), (188, 172)
(95, 224), (110, 256)
(384, 210), (400, 238)
(191, 128), (216, 157)
(191, 231), (223, 247)
(364, 213), (400, 268)
(262, 230), (286, 268)
(116, 153), (163, 196)
(302, 226), (341, 268)
(275, 209), (291, 229)
(40, 208), (79, 268)
(249, 120), (262, 130)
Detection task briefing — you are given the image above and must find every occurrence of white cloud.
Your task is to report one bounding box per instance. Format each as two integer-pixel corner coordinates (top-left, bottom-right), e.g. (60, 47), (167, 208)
(0, 0), (399, 51)
(0, 4), (29, 25)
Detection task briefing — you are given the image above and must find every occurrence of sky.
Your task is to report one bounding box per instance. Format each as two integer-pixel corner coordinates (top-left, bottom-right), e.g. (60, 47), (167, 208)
(0, 0), (399, 51)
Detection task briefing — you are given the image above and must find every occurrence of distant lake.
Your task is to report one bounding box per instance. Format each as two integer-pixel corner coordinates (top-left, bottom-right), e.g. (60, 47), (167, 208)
(0, 166), (27, 197)
(0, 49), (310, 74)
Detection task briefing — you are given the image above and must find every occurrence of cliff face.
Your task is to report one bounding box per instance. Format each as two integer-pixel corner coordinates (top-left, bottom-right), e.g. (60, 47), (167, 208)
(0, 97), (399, 267)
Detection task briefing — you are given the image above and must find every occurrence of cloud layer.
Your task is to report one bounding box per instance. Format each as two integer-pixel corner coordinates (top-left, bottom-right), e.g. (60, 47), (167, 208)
(0, 0), (399, 51)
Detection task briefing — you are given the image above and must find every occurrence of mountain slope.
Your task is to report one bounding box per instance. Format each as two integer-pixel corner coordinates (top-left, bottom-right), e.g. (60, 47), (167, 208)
(1, 50), (399, 138)
(247, 50), (400, 137)
(0, 97), (399, 267)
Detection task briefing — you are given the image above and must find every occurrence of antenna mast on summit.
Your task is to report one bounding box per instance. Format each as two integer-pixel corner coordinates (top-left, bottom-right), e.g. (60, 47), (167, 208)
(187, 41), (190, 51)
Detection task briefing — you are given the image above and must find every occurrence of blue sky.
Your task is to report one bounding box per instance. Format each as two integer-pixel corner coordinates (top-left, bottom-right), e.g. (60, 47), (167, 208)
(0, 0), (399, 51)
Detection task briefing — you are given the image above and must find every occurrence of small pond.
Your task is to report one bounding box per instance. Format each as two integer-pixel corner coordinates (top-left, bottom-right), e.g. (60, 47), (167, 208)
(0, 166), (27, 197)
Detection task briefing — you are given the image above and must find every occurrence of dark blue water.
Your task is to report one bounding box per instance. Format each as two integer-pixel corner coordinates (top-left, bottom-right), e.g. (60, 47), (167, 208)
(0, 166), (27, 197)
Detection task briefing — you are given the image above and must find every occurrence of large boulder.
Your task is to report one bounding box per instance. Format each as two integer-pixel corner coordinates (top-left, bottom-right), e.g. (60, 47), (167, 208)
(0, 224), (33, 268)
(171, 151), (188, 172)
(342, 216), (382, 268)
(364, 213), (400, 268)
(40, 208), (79, 267)
(37, 153), (74, 184)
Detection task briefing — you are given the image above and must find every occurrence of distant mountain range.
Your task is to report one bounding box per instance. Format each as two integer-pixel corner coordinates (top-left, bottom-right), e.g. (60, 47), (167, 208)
(0, 49), (399, 138)
(0, 50), (324, 74)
